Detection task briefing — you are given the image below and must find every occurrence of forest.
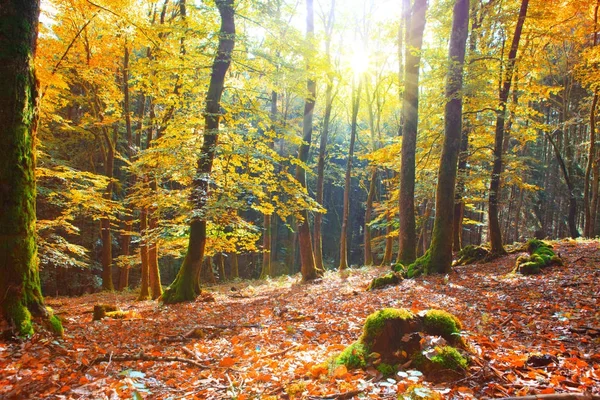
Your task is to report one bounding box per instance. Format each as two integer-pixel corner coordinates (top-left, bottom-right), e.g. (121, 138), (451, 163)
(0, 0), (599, 398)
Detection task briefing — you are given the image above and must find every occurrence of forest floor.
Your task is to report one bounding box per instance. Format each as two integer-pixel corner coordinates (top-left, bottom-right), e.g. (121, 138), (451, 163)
(1, 239), (599, 399)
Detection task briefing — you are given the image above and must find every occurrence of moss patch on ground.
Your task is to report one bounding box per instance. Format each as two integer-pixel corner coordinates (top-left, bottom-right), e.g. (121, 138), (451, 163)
(515, 239), (562, 275)
(367, 272), (403, 290)
(454, 245), (490, 266)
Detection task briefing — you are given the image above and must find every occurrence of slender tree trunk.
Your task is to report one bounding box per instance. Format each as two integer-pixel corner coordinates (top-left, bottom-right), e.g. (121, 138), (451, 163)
(397, 0), (427, 265)
(230, 253), (239, 279)
(314, 0), (335, 272)
(119, 44), (134, 291)
(427, 0), (469, 273)
(364, 168), (377, 266)
(339, 78), (362, 270)
(0, 0), (62, 337)
(100, 127), (115, 291)
(261, 90), (277, 279)
(546, 131), (580, 238)
(488, 0), (529, 255)
(148, 214), (163, 299)
(296, 0), (319, 281)
(137, 207), (151, 300)
(161, 0), (235, 303)
(585, 94), (599, 237)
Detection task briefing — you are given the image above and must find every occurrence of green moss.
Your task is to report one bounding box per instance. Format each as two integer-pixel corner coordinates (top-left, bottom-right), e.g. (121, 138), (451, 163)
(376, 362), (396, 376)
(335, 341), (368, 369)
(406, 251), (430, 278)
(367, 272), (402, 290)
(515, 239), (562, 275)
(393, 263), (406, 273)
(400, 385), (443, 400)
(428, 346), (468, 370)
(422, 309), (463, 343)
(362, 308), (415, 342)
(455, 245), (490, 266)
(11, 302), (34, 337)
(48, 314), (64, 337)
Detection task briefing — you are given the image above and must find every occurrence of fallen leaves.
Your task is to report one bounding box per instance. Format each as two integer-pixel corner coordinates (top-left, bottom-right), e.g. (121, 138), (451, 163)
(0, 240), (599, 398)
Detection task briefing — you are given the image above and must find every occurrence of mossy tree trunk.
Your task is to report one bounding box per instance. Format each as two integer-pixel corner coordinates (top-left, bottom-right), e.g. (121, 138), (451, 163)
(0, 0), (61, 337)
(296, 0), (319, 281)
(161, 0), (235, 303)
(339, 77), (361, 270)
(487, 0), (528, 255)
(427, 0), (469, 274)
(397, 0), (427, 265)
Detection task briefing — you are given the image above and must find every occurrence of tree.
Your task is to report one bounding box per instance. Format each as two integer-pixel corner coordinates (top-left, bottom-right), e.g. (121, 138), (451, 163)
(397, 0), (428, 265)
(0, 0), (62, 336)
(339, 73), (362, 270)
(296, 0), (320, 281)
(426, 0), (469, 274)
(161, 0), (235, 303)
(487, 0), (529, 255)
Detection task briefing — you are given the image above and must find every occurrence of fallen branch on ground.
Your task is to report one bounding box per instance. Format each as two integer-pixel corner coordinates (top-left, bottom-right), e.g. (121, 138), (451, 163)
(308, 389), (363, 399)
(89, 353), (208, 369)
(484, 394), (600, 400)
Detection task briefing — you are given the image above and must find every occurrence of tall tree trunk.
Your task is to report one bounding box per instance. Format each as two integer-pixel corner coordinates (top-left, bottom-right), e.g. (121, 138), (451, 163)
(364, 168), (377, 266)
(584, 93), (599, 237)
(488, 0), (529, 255)
(230, 253), (239, 279)
(100, 127), (115, 291)
(161, 0), (235, 303)
(148, 214), (163, 299)
(339, 78), (362, 270)
(137, 207), (151, 300)
(0, 0), (62, 337)
(546, 131), (580, 238)
(119, 44), (134, 291)
(427, 0), (469, 274)
(296, 0), (319, 281)
(261, 90), (277, 279)
(397, 0), (427, 265)
(314, 0), (335, 272)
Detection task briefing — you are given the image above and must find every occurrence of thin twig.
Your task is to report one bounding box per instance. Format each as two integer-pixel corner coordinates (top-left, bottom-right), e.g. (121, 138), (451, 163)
(90, 353), (208, 369)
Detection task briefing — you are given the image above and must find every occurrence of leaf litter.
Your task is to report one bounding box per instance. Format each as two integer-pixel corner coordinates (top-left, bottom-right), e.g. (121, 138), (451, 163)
(0, 239), (599, 399)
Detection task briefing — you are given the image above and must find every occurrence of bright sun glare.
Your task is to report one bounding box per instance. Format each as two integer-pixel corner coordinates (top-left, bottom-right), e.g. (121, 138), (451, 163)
(350, 47), (370, 75)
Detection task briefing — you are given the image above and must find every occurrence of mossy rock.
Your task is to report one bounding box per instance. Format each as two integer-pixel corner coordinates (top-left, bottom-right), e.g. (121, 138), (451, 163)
(367, 272), (403, 291)
(420, 309), (464, 346)
(454, 245), (490, 266)
(93, 304), (119, 321)
(515, 239), (562, 275)
(412, 345), (468, 382)
(335, 341), (368, 369)
(334, 308), (469, 382)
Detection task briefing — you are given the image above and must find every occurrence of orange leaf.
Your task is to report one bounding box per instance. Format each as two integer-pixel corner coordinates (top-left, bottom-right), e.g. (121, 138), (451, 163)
(219, 357), (236, 367)
(540, 388), (555, 394)
(59, 386), (71, 393)
(333, 365), (348, 378)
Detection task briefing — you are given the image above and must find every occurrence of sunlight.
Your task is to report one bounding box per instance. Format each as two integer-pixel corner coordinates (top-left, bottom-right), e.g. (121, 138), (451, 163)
(350, 47), (370, 76)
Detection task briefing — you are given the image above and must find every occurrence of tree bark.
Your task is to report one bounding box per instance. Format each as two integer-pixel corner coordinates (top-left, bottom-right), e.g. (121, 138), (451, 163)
(427, 0), (469, 273)
(0, 0), (60, 337)
(314, 0), (335, 272)
(296, 0), (319, 281)
(488, 0), (529, 255)
(397, 0), (427, 265)
(137, 207), (151, 300)
(339, 78), (362, 270)
(546, 131), (580, 238)
(261, 90), (277, 279)
(161, 0), (235, 303)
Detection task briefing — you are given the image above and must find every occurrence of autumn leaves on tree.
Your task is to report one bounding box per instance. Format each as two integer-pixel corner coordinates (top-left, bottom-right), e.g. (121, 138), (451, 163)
(2, 0), (600, 323)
